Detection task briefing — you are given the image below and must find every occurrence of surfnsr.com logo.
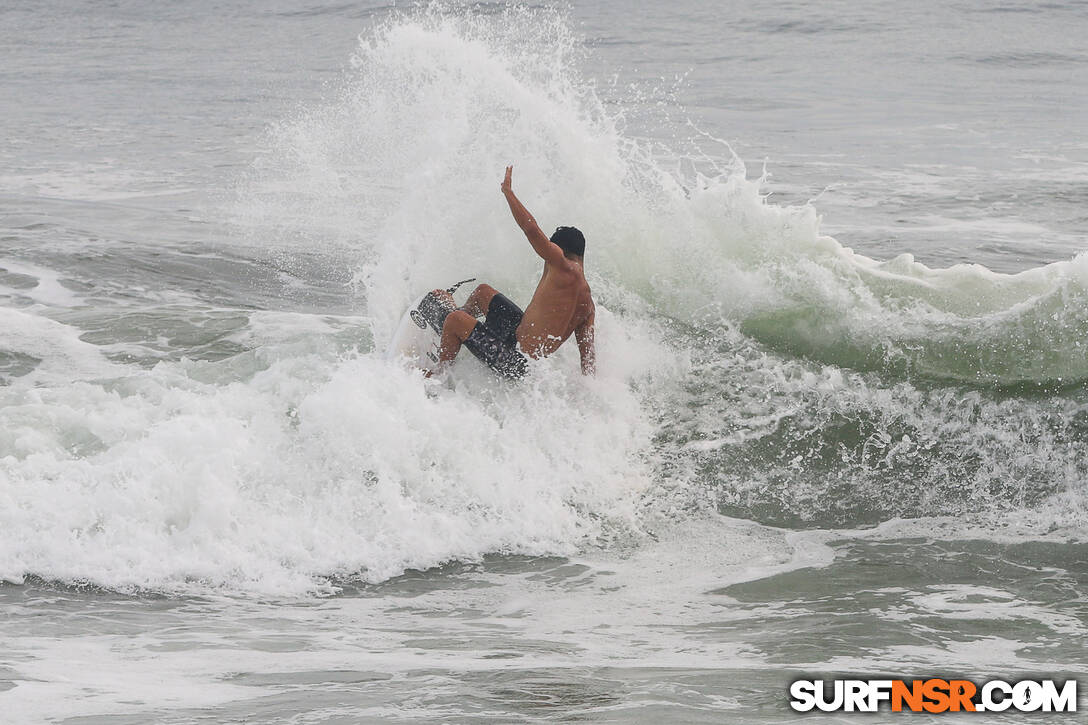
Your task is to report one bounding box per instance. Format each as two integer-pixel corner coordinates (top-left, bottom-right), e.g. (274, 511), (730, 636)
(789, 679), (1077, 713)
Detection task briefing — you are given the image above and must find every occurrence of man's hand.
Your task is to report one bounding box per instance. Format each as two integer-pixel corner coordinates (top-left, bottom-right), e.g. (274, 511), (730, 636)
(501, 165), (513, 194)
(576, 311), (595, 376)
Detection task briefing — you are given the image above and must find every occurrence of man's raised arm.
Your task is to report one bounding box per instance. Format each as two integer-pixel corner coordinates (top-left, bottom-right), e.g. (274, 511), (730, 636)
(501, 166), (565, 265)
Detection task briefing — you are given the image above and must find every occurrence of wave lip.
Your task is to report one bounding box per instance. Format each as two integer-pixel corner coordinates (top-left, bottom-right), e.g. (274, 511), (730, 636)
(737, 245), (1088, 389)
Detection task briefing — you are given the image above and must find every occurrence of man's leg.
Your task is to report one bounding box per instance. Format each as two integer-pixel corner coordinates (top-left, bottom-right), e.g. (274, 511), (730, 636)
(435, 309), (478, 367)
(423, 284), (506, 376)
(461, 284), (499, 318)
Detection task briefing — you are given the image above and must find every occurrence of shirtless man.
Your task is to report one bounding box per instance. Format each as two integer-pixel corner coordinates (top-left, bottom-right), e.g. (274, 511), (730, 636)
(429, 165), (595, 378)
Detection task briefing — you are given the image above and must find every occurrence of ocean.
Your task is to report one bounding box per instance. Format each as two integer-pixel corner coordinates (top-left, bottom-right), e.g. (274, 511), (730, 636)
(1, 0), (1086, 721)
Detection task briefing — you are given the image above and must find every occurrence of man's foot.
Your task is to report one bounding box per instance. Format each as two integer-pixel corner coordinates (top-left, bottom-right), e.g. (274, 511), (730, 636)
(430, 289), (456, 307)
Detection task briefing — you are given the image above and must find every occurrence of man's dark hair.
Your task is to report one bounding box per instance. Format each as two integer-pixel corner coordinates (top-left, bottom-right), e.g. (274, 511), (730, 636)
(550, 226), (585, 258)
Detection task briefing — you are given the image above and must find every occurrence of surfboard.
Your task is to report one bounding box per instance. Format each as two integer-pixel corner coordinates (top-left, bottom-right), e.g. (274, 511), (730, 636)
(385, 280), (474, 375)
(386, 293), (441, 374)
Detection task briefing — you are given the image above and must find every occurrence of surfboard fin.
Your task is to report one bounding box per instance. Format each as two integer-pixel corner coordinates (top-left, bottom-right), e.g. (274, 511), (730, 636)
(445, 277), (476, 294)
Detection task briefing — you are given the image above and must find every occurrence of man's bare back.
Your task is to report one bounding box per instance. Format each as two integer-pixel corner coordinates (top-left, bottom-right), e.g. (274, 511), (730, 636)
(430, 166), (595, 377)
(517, 258), (594, 360)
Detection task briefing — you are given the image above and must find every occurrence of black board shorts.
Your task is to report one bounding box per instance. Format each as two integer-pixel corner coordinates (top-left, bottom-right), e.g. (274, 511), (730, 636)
(463, 293), (529, 379)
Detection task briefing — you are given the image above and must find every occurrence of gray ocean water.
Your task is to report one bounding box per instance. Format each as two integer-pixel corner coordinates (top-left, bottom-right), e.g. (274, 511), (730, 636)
(2, 0), (1087, 722)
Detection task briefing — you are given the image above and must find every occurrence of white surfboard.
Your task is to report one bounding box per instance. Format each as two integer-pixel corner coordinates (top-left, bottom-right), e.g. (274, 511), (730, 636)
(385, 292), (443, 375)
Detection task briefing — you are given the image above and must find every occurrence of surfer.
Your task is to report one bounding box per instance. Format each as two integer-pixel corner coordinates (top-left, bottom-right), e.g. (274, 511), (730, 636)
(428, 165), (595, 378)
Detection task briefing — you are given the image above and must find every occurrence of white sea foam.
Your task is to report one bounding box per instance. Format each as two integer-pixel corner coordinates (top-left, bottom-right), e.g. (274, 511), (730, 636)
(0, 258), (85, 308)
(0, 307), (118, 383)
(1, 342), (664, 593)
